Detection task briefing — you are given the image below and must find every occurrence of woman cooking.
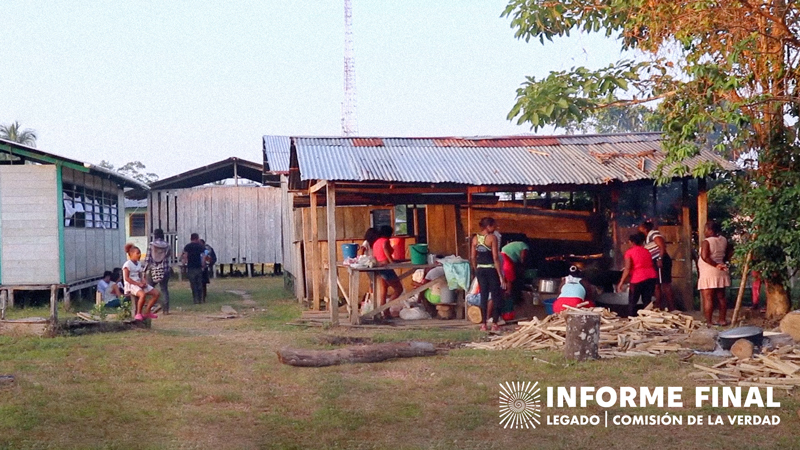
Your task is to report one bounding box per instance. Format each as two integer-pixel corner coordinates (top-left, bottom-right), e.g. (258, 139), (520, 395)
(552, 265), (596, 313)
(698, 221), (732, 325)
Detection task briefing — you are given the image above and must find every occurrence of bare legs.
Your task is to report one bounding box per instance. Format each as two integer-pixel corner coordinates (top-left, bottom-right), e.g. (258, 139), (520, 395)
(702, 288), (727, 325)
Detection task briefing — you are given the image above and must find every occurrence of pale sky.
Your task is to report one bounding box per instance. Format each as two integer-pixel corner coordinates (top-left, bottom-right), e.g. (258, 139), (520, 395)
(1, 0), (626, 178)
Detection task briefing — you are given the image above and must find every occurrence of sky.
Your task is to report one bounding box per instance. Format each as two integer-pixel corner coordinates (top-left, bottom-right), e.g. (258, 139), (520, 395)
(0, 0), (627, 178)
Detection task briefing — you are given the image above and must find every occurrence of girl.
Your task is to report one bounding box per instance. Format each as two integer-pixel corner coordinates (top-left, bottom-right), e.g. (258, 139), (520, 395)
(470, 217), (506, 332)
(124, 243), (161, 321)
(698, 221), (732, 325)
(359, 228), (379, 258)
(372, 226), (404, 317)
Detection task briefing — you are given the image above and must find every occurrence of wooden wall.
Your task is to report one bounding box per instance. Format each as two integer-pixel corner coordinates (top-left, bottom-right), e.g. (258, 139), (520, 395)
(152, 186), (283, 265)
(62, 168), (126, 284)
(0, 165), (60, 285)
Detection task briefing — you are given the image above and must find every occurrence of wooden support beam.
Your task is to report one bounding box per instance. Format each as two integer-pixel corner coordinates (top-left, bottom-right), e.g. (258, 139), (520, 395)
(309, 179), (328, 194)
(327, 182), (339, 326)
(697, 177), (708, 244)
(0, 289), (7, 320)
(49, 285), (58, 324)
(680, 179), (695, 311)
(63, 287), (71, 311)
(610, 185), (622, 269)
(310, 191), (320, 310)
(348, 268), (361, 325)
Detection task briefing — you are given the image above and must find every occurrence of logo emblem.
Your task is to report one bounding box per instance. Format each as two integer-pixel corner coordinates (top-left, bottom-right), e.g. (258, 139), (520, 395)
(499, 381), (541, 429)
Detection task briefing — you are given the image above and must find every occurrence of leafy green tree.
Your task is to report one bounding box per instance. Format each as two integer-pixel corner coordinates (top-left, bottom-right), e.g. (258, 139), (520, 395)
(503, 0), (799, 317)
(98, 160), (159, 185)
(0, 121), (37, 147)
(565, 105), (662, 134)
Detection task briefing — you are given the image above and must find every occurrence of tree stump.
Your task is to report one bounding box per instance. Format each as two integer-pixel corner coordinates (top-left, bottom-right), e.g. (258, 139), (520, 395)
(564, 311), (600, 361)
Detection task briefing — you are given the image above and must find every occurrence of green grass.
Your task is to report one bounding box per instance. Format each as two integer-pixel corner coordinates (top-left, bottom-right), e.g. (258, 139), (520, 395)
(0, 277), (798, 449)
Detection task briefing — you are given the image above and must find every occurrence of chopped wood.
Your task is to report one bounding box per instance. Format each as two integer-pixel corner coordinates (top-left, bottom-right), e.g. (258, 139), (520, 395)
(691, 347), (800, 388)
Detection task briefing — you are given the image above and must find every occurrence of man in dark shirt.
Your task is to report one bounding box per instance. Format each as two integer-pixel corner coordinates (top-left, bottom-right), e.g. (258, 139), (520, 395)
(182, 233), (206, 304)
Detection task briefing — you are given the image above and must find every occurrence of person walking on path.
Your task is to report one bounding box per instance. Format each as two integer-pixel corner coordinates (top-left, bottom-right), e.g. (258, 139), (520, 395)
(698, 221), (732, 325)
(470, 217), (507, 332)
(181, 233), (206, 305)
(617, 232), (658, 317)
(144, 228), (172, 314)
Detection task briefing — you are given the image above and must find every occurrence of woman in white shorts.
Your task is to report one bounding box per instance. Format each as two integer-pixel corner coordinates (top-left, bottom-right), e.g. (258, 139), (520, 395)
(123, 243), (160, 321)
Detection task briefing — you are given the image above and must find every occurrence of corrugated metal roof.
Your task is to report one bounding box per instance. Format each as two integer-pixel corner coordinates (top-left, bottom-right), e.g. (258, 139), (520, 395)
(262, 135), (291, 173)
(266, 133), (734, 186)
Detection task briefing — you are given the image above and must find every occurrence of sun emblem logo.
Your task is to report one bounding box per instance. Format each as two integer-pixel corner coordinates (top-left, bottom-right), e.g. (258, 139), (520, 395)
(499, 381), (541, 429)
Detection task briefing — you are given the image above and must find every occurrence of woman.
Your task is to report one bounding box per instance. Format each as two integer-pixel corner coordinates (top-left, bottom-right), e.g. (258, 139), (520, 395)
(144, 228), (172, 313)
(359, 228), (378, 257)
(698, 221), (731, 325)
(617, 232), (658, 317)
(470, 217), (507, 331)
(372, 225), (404, 317)
(553, 265), (595, 313)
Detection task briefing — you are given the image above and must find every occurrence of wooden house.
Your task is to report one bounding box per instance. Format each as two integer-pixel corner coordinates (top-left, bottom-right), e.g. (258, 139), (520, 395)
(147, 157), (283, 273)
(0, 139), (148, 308)
(263, 133), (735, 325)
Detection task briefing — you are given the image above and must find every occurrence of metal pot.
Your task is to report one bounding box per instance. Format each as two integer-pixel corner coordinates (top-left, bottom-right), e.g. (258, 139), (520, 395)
(718, 326), (763, 350)
(537, 278), (559, 294)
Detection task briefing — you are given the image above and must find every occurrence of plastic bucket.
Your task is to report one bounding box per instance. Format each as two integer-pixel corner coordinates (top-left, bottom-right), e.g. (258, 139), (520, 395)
(543, 298), (557, 315)
(341, 243), (359, 259)
(389, 237), (406, 260)
(410, 244), (429, 265)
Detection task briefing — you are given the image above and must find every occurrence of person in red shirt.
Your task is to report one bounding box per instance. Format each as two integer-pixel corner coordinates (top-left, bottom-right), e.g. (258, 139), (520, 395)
(616, 232), (658, 317)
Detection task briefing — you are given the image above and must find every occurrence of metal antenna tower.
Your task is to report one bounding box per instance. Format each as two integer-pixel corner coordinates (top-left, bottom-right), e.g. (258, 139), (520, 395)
(342, 0), (358, 136)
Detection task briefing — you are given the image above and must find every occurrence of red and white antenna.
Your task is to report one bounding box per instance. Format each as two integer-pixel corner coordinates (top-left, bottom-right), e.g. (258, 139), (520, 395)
(342, 0), (358, 136)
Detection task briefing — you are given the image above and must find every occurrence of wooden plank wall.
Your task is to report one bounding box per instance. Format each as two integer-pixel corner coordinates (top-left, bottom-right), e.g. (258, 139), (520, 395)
(0, 165), (60, 284)
(62, 168), (126, 284)
(426, 205), (459, 256)
(166, 186), (282, 265)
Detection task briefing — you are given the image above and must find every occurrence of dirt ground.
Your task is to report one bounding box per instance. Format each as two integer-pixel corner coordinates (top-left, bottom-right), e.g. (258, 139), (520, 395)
(0, 277), (798, 450)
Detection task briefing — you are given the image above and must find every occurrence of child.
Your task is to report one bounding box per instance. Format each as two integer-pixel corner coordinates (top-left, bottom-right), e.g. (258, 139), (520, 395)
(359, 228), (378, 257)
(123, 243), (161, 321)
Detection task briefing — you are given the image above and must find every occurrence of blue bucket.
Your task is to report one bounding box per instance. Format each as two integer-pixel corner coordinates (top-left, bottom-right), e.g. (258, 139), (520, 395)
(543, 298), (557, 315)
(342, 243), (359, 259)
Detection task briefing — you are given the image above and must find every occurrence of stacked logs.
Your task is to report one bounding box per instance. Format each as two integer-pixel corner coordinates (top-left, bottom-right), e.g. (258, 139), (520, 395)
(465, 306), (699, 357)
(689, 346), (800, 389)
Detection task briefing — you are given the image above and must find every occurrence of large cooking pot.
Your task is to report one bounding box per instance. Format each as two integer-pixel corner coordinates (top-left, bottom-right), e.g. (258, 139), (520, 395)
(538, 278), (559, 294)
(718, 326), (763, 350)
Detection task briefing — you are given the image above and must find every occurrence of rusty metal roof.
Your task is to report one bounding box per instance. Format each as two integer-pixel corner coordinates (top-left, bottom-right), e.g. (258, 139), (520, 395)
(264, 133), (734, 186)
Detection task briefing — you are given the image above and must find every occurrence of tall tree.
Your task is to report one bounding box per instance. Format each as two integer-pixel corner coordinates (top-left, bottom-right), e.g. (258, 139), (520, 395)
(98, 160), (159, 185)
(503, 0), (799, 317)
(0, 121), (37, 147)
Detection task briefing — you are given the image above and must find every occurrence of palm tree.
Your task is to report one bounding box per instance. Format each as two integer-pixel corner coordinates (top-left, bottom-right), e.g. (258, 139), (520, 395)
(0, 121), (37, 147)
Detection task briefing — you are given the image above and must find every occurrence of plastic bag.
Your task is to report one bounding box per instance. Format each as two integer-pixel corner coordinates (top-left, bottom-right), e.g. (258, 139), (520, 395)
(399, 307), (431, 320)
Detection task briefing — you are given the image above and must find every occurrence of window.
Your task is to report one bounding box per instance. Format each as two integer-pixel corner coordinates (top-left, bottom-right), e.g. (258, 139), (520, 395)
(370, 209), (392, 231)
(129, 213), (147, 237)
(394, 205), (409, 236)
(62, 183), (119, 229)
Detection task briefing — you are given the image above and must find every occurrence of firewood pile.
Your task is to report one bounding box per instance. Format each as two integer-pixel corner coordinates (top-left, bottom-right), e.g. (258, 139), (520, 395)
(465, 306), (699, 357)
(689, 346), (800, 389)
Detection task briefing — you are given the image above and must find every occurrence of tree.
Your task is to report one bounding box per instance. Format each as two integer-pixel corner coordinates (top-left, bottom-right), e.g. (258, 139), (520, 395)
(503, 0), (799, 318)
(565, 105), (662, 135)
(98, 160), (159, 185)
(0, 121), (37, 147)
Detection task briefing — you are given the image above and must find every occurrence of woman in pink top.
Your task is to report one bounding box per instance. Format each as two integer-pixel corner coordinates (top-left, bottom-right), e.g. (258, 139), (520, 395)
(698, 221), (732, 325)
(372, 226), (404, 317)
(617, 232), (658, 317)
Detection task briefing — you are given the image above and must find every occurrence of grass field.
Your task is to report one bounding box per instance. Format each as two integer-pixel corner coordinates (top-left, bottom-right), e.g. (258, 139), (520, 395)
(0, 277), (798, 449)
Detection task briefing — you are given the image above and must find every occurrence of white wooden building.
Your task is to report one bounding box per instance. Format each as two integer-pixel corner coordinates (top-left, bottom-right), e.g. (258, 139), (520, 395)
(0, 139), (148, 307)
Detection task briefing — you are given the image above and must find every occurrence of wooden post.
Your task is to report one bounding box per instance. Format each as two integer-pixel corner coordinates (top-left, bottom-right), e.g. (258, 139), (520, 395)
(698, 177), (708, 244)
(7, 289), (14, 308)
(0, 289), (7, 320)
(63, 287), (71, 311)
(49, 285), (58, 324)
(326, 182), (339, 325)
(348, 268), (361, 325)
(680, 180), (695, 311)
(467, 191), (473, 247)
(310, 187), (320, 311)
(610, 185), (622, 269)
(564, 311), (600, 361)
(730, 251), (753, 327)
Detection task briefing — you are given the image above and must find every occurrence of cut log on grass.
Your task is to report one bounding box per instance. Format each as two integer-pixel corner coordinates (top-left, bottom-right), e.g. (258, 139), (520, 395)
(277, 341), (438, 367)
(564, 311), (600, 361)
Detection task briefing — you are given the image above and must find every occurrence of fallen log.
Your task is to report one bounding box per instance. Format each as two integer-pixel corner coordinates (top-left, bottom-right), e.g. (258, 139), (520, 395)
(277, 341), (438, 367)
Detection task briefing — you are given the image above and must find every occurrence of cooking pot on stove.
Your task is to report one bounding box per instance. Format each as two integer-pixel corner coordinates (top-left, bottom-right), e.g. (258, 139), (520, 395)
(537, 278), (559, 294)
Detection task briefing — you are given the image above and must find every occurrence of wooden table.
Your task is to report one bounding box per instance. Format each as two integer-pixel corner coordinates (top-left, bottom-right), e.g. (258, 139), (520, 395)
(341, 263), (439, 325)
